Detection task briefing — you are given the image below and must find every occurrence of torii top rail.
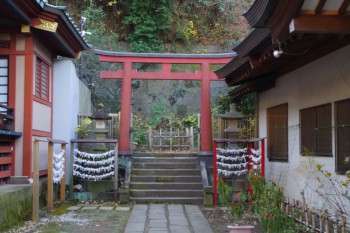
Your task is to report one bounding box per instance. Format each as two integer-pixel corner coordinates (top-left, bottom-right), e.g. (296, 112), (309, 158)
(95, 50), (235, 156)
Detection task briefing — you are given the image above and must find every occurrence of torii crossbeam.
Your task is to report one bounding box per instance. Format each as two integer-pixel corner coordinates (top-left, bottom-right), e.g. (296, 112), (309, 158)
(94, 50), (235, 156)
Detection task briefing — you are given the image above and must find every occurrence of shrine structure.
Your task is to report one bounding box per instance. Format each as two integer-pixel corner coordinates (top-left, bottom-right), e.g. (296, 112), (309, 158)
(94, 50), (235, 156)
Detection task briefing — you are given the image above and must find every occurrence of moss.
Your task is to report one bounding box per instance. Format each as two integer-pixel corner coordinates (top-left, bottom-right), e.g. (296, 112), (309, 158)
(156, 177), (174, 182)
(0, 198), (32, 232)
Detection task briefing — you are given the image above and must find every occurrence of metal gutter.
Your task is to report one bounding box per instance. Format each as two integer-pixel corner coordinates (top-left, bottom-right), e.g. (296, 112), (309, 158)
(3, 0), (32, 24)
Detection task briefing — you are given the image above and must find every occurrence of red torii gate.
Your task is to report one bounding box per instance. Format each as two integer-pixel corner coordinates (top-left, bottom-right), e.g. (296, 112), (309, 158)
(94, 50), (235, 156)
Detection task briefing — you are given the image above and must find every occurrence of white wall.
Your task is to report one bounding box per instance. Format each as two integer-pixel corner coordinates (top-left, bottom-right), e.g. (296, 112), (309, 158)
(52, 59), (91, 184)
(258, 45), (350, 209)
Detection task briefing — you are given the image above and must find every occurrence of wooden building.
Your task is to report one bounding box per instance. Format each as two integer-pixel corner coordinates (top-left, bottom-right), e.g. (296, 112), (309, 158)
(0, 0), (88, 184)
(216, 0), (350, 206)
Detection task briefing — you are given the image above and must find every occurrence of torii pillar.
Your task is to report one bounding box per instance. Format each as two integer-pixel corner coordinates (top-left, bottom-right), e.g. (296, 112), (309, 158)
(95, 50), (235, 156)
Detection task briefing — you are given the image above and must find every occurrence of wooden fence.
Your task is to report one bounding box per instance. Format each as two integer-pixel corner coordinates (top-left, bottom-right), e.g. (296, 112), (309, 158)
(282, 199), (348, 233)
(148, 127), (196, 152)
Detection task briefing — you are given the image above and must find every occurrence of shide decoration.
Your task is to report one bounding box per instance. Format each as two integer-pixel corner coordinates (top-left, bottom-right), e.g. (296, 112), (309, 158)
(73, 149), (115, 181)
(216, 148), (261, 176)
(53, 150), (65, 184)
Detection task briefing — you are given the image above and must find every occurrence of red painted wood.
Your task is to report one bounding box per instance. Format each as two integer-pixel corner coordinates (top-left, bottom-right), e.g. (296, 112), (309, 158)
(118, 61), (132, 153)
(213, 140), (218, 206)
(261, 138), (265, 178)
(98, 55), (232, 64)
(200, 63), (211, 152)
(248, 142), (253, 199)
(23, 36), (34, 178)
(101, 70), (222, 81)
(0, 170), (11, 179)
(0, 157), (12, 165)
(97, 53), (234, 154)
(0, 146), (12, 153)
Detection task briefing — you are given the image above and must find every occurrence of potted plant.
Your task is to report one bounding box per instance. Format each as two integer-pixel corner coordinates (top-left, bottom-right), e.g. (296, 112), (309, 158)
(217, 179), (254, 233)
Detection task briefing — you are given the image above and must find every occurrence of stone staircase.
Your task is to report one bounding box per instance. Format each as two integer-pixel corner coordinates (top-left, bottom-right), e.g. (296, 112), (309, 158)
(130, 156), (204, 204)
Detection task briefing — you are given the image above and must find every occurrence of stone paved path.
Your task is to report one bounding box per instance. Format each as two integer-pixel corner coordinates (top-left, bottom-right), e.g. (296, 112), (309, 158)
(124, 204), (214, 233)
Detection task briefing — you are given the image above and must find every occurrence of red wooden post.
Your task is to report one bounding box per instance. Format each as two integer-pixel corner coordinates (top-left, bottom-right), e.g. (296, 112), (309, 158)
(261, 138), (265, 178)
(118, 61), (132, 154)
(213, 140), (218, 206)
(248, 141), (253, 199)
(200, 62), (212, 154)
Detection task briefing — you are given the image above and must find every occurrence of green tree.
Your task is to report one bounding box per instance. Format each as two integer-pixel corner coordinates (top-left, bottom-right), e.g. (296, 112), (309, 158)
(124, 0), (172, 53)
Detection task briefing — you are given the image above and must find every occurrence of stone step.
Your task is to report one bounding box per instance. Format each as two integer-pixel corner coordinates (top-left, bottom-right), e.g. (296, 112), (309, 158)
(131, 175), (202, 183)
(130, 189), (203, 198)
(132, 169), (200, 176)
(130, 182), (203, 190)
(133, 163), (197, 169)
(133, 157), (197, 164)
(130, 197), (204, 204)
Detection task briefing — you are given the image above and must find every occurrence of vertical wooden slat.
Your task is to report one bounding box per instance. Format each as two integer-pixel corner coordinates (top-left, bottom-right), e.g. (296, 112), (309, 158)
(32, 140), (39, 222)
(325, 210), (330, 233)
(311, 209), (316, 230)
(213, 140), (217, 206)
(114, 142), (118, 201)
(190, 126), (194, 150)
(170, 126), (173, 151)
(47, 142), (54, 211)
(304, 203), (309, 229)
(60, 144), (66, 202)
(341, 215), (346, 233)
(148, 127), (152, 151)
(69, 142), (74, 197)
(319, 211), (324, 232)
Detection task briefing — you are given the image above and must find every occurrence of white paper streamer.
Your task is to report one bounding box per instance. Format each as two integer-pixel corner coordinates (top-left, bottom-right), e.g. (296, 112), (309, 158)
(217, 161), (248, 169)
(74, 156), (115, 166)
(73, 149), (115, 181)
(53, 150), (65, 184)
(73, 170), (114, 181)
(73, 163), (114, 173)
(216, 147), (262, 177)
(217, 168), (248, 176)
(74, 149), (114, 159)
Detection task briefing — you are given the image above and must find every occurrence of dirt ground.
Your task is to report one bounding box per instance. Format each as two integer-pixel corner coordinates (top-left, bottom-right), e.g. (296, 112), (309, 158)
(6, 203), (263, 233)
(201, 207), (262, 233)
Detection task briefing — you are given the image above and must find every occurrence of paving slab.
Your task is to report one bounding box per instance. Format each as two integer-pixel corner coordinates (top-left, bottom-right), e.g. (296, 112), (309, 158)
(81, 206), (98, 210)
(124, 204), (214, 233)
(116, 206), (131, 211)
(99, 206), (114, 210)
(67, 206), (81, 211)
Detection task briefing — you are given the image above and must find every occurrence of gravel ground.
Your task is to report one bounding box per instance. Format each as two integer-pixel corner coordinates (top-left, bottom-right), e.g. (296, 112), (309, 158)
(5, 203), (262, 233)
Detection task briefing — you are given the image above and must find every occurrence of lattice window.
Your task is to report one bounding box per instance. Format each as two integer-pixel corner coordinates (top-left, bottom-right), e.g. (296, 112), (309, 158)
(0, 41), (10, 49)
(300, 104), (332, 156)
(335, 98), (350, 174)
(0, 56), (9, 113)
(267, 103), (288, 161)
(35, 57), (49, 101)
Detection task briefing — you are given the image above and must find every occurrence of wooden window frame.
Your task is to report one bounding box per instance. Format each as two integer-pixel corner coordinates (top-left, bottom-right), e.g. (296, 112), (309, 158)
(35, 56), (50, 102)
(300, 103), (332, 156)
(267, 103), (288, 161)
(335, 98), (350, 174)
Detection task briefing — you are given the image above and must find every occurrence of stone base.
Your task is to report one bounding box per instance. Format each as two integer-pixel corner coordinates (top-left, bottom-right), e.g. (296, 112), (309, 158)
(119, 188), (129, 203)
(7, 176), (29, 184)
